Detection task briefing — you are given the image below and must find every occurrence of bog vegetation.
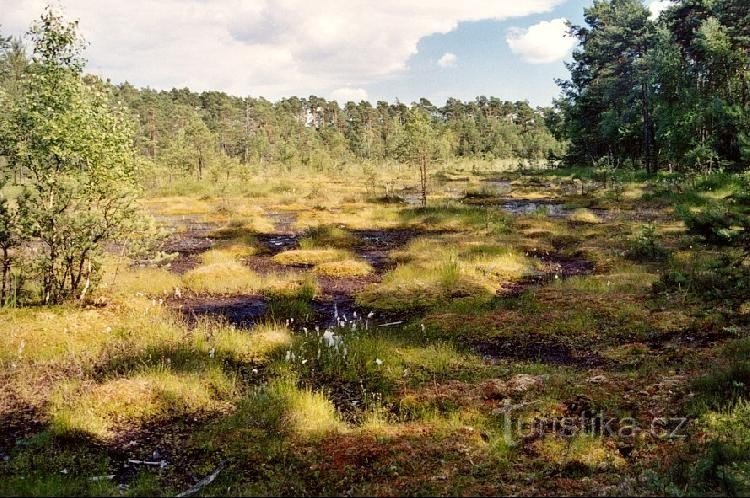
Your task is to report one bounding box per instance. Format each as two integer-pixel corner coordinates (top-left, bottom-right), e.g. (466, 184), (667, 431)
(0, 1), (748, 496)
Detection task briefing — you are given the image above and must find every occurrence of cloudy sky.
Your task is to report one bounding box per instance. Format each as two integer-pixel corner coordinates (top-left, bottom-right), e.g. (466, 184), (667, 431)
(1, 0), (669, 106)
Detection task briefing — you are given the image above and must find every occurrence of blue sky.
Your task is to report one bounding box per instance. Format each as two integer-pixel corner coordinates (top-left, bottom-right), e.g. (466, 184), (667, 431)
(3, 1), (664, 107)
(368, 0), (590, 106)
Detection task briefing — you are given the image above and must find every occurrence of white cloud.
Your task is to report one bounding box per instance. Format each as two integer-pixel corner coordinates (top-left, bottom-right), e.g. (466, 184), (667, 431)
(330, 87), (368, 104)
(437, 52), (457, 68)
(647, 0), (673, 20)
(1, 0), (565, 100)
(506, 18), (576, 64)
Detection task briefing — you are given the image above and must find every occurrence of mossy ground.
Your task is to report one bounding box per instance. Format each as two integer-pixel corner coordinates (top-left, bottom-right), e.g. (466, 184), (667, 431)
(1, 163), (748, 496)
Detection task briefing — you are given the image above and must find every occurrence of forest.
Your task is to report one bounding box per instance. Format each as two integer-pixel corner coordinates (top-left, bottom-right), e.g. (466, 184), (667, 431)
(0, 0), (748, 496)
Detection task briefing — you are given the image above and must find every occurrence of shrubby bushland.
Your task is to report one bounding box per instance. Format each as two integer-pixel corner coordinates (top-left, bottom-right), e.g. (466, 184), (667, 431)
(0, 10), (144, 304)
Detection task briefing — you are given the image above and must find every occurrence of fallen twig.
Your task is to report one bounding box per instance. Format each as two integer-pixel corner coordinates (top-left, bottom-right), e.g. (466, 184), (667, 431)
(176, 460), (228, 497)
(378, 321), (403, 327)
(88, 475), (115, 482)
(127, 459), (168, 468)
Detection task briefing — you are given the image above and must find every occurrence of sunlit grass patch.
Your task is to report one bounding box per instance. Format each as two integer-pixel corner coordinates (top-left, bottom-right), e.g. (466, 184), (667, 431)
(273, 248), (350, 266)
(0, 298), (178, 368)
(551, 261), (656, 294)
(356, 260), (491, 310)
(283, 383), (345, 437)
(313, 259), (373, 277)
(261, 272), (319, 300)
(142, 196), (214, 216)
(273, 248), (372, 278)
(203, 375), (343, 448)
(181, 243), (318, 296)
(105, 266), (181, 297)
(299, 225), (357, 248)
(98, 256), (181, 297)
(197, 321), (292, 363)
(359, 237), (537, 310)
(400, 203), (511, 233)
(49, 366), (235, 439)
(467, 249), (540, 282)
(200, 243), (258, 265)
(533, 435), (626, 470)
(209, 217), (276, 238)
(569, 208), (603, 224)
(182, 261), (259, 295)
(294, 204), (402, 230)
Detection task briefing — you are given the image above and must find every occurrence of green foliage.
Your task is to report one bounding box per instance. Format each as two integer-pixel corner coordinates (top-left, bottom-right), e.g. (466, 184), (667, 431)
(400, 107), (444, 206)
(0, 181), (22, 305)
(679, 205), (745, 245)
(681, 338), (750, 495)
(625, 223), (668, 261)
(0, 9), (142, 303)
(559, 0), (750, 173)
(655, 249), (750, 302)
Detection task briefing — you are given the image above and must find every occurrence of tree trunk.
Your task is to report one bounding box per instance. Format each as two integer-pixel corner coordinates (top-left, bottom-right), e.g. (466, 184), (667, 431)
(641, 82), (657, 175)
(0, 246), (9, 306)
(420, 156), (427, 208)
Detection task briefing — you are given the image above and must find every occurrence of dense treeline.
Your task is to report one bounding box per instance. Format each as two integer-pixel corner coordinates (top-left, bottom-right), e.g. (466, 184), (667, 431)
(1, 29), (563, 179)
(559, 0), (749, 173)
(112, 87), (563, 177)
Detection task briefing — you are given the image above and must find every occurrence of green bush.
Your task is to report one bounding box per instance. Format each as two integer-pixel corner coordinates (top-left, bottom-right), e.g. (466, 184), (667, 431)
(679, 206), (744, 245)
(626, 223), (668, 261)
(655, 250), (749, 303)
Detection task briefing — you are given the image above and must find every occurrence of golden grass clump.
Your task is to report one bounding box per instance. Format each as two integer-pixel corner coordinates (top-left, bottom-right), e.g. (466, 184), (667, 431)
(358, 237), (538, 310)
(0, 299), (180, 367)
(269, 378), (344, 437)
(49, 366), (235, 439)
(533, 435), (626, 470)
(313, 259), (373, 277)
(569, 208), (603, 224)
(272, 248), (350, 266)
(182, 262), (259, 295)
(142, 196), (214, 216)
(200, 243), (258, 265)
(105, 266), (182, 297)
(197, 322), (293, 363)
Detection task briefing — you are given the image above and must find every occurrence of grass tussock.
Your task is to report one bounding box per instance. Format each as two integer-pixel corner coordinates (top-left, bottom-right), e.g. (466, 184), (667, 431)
(199, 322), (293, 363)
(313, 259), (373, 277)
(200, 243), (258, 265)
(182, 261), (259, 294)
(273, 248), (351, 266)
(569, 208), (603, 224)
(299, 226), (357, 248)
(533, 435), (627, 470)
(357, 237), (538, 310)
(50, 366), (235, 439)
(99, 258), (181, 297)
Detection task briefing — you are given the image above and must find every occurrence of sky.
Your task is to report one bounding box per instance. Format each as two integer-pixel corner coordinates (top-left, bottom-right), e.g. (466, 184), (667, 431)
(1, 0), (671, 107)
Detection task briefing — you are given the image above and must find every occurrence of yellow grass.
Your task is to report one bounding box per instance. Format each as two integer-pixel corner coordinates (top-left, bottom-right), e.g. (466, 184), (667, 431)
(200, 244), (258, 265)
(313, 259), (374, 277)
(273, 248), (350, 266)
(569, 208), (603, 224)
(182, 262), (259, 295)
(50, 366), (235, 439)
